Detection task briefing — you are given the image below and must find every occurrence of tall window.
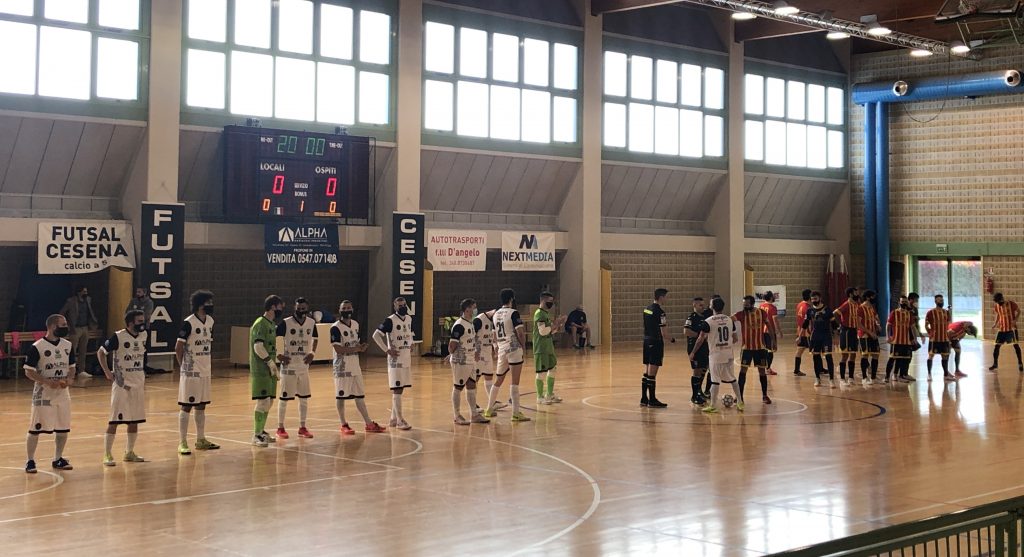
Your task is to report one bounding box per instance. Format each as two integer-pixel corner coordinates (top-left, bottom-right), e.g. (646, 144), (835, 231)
(422, 19), (580, 144)
(602, 49), (725, 159)
(0, 0), (145, 103)
(184, 0), (394, 127)
(744, 73), (845, 170)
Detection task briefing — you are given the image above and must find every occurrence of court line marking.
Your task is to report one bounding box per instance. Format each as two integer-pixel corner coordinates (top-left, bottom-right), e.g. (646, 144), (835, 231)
(418, 427), (601, 556)
(0, 470), (388, 526)
(581, 391), (809, 417)
(0, 467), (64, 501)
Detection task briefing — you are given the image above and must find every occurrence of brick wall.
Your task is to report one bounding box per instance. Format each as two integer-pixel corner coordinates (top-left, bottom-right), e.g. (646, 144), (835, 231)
(745, 253), (828, 332)
(183, 249), (370, 358)
(602, 251), (715, 343)
(431, 251), (561, 318)
(850, 47), (1024, 244)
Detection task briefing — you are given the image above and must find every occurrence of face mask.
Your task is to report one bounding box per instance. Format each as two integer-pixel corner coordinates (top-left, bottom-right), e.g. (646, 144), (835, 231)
(295, 310), (308, 319)
(936, 302), (945, 308)
(136, 293), (145, 299)
(134, 324), (146, 334)
(203, 305), (214, 315)
(340, 310), (353, 319)
(397, 306), (408, 316)
(273, 309), (283, 320)
(544, 301), (553, 310)
(900, 303), (909, 309)
(55, 327), (70, 338)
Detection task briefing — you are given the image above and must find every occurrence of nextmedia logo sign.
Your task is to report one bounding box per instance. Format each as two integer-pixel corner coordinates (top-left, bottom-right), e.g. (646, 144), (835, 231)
(278, 226), (328, 243)
(518, 234), (538, 250)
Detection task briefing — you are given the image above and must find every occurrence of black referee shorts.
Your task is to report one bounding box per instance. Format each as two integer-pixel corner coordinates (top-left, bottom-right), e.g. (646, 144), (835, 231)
(643, 339), (665, 366)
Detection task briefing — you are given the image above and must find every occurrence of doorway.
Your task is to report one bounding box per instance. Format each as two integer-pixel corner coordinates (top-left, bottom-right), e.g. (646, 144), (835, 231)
(914, 257), (983, 335)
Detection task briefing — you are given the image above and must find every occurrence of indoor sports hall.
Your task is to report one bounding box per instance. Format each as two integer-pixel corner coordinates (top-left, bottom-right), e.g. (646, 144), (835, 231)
(1, 1), (1023, 556)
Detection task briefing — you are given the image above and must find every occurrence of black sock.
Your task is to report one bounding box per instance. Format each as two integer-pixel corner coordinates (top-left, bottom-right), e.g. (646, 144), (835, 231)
(794, 356), (802, 373)
(690, 376), (701, 398)
(941, 358), (949, 375)
(885, 358), (895, 379)
(813, 355), (823, 379)
(1015, 345), (1022, 366)
(826, 355), (835, 380)
(738, 370), (747, 397)
(955, 350), (961, 371)
(704, 372), (713, 392)
(861, 357), (869, 378)
(926, 358), (933, 374)
(871, 358), (879, 379)
(900, 358), (912, 377)
(767, 352), (774, 369)
(649, 378), (658, 401)
(993, 345), (1001, 366)
(759, 374), (768, 397)
(641, 375), (651, 400)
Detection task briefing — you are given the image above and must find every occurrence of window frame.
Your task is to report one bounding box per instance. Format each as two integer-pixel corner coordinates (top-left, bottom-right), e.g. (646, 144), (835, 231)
(600, 35), (728, 169)
(180, 0), (397, 139)
(743, 61), (847, 179)
(420, 4), (583, 158)
(0, 0), (150, 120)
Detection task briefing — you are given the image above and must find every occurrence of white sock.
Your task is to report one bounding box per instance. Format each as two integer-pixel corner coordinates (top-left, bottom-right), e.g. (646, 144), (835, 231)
(731, 382), (742, 402)
(26, 433), (39, 461)
(178, 410), (189, 443)
(54, 432), (68, 460)
(392, 393), (403, 420)
(510, 385), (521, 414)
(277, 399), (288, 429)
(484, 376), (494, 394)
(354, 398), (372, 424)
(104, 432), (115, 455)
(486, 384), (500, 412)
(336, 399), (346, 424)
(195, 408), (206, 439)
(126, 431), (137, 453)
(709, 384), (720, 407)
(452, 388), (461, 417)
(299, 398), (308, 427)
(467, 388), (479, 415)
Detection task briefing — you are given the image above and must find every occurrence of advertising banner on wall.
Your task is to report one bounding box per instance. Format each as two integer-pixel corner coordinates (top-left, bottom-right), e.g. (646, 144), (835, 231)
(501, 232), (555, 271)
(426, 229), (487, 271)
(264, 223), (340, 268)
(393, 213), (425, 338)
(754, 285), (787, 317)
(37, 222), (135, 274)
(139, 203), (185, 356)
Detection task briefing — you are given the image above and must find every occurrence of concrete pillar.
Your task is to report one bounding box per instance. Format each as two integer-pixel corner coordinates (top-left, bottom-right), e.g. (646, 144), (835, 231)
(558, 0), (602, 343)
(368, 0), (423, 343)
(709, 35), (745, 310)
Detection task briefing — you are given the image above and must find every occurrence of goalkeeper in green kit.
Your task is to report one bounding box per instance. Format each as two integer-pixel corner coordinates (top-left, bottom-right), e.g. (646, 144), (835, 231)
(251, 295), (287, 447)
(534, 291), (567, 405)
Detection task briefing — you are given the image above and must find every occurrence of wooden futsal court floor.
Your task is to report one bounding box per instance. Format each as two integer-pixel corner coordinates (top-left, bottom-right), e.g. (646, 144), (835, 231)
(0, 340), (1022, 556)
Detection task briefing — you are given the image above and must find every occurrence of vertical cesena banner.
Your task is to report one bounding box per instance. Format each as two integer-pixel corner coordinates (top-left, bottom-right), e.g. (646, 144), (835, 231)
(140, 203), (184, 356)
(393, 213), (425, 340)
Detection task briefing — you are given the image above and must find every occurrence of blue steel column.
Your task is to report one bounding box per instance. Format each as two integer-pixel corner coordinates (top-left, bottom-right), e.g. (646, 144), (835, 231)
(863, 103), (877, 298)
(875, 103), (891, 319)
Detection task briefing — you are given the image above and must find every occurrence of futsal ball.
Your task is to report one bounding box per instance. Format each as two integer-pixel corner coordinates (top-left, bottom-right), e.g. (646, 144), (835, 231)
(722, 394), (736, 408)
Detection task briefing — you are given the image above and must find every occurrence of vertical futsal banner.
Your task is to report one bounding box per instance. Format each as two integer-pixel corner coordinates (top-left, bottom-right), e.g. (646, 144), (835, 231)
(139, 203), (184, 355)
(501, 232), (555, 271)
(393, 213), (425, 339)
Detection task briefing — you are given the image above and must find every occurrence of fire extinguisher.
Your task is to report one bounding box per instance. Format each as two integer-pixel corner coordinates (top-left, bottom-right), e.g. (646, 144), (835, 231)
(986, 270), (995, 294)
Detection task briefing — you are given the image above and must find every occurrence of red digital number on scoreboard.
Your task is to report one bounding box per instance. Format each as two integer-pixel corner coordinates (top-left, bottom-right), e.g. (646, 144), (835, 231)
(326, 177), (337, 197)
(272, 174), (285, 195)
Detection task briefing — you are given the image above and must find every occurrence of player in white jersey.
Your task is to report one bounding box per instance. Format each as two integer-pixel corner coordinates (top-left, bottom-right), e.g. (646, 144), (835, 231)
(473, 310), (503, 411)
(332, 300), (387, 435)
(97, 310), (148, 466)
(696, 297), (744, 414)
(275, 297), (318, 439)
(23, 314), (77, 473)
(372, 297), (415, 430)
(174, 290), (220, 455)
(483, 288), (531, 422)
(449, 298), (490, 425)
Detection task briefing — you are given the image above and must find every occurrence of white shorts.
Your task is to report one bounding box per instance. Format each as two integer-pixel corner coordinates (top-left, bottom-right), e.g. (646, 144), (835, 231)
(279, 369), (311, 400)
(451, 363), (475, 387)
(387, 350), (413, 389)
(110, 384), (146, 424)
(496, 346), (525, 376)
(29, 388), (71, 434)
(476, 348), (495, 377)
(709, 362), (736, 384)
(178, 373), (212, 407)
(334, 370), (366, 399)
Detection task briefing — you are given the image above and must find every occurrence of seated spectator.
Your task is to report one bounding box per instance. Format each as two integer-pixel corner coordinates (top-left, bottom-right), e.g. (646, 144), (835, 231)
(566, 306), (593, 349)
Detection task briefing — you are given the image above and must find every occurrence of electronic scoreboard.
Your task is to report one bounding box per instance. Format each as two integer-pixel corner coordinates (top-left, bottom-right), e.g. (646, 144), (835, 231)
(223, 125), (371, 220)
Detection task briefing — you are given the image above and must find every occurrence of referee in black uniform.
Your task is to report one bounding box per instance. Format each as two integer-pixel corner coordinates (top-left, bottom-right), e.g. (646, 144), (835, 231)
(685, 297), (710, 406)
(641, 288), (669, 408)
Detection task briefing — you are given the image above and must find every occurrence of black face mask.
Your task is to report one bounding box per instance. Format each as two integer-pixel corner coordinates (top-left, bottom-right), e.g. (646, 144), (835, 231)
(55, 327), (70, 338)
(340, 311), (353, 319)
(295, 310), (308, 319)
(136, 293), (145, 299)
(936, 303), (945, 308)
(397, 306), (408, 316)
(134, 324), (146, 334)
(544, 301), (553, 310)
(273, 309), (283, 320)
(202, 305), (214, 316)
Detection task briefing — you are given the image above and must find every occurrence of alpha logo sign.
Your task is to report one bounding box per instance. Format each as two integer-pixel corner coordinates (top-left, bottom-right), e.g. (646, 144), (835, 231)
(501, 232), (555, 271)
(265, 223), (339, 268)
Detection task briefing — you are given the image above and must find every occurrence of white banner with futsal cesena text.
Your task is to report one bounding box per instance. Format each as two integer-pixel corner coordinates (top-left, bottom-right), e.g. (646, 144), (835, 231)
(38, 222), (136, 274)
(501, 232), (555, 271)
(754, 285), (787, 317)
(426, 229), (487, 271)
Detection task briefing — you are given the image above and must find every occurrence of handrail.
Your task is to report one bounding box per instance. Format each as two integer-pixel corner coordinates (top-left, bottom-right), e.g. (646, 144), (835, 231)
(766, 495), (1024, 556)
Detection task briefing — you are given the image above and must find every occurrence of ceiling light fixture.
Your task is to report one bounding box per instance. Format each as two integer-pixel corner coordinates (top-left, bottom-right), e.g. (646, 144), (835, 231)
(772, 1), (799, 16)
(910, 48), (933, 57)
(731, 11), (757, 20)
(862, 15), (892, 36)
(826, 31), (850, 40)
(950, 40), (971, 54)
